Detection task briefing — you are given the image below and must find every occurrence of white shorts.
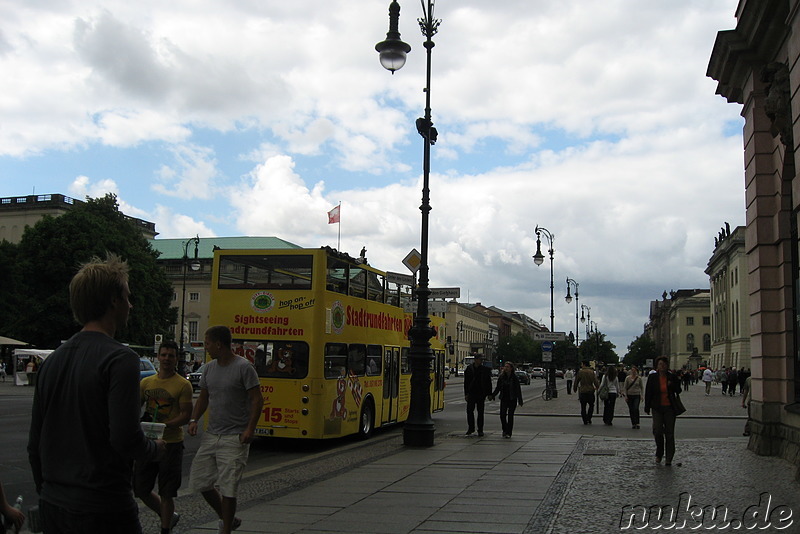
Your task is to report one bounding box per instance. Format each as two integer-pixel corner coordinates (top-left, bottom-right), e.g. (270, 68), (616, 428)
(189, 433), (250, 498)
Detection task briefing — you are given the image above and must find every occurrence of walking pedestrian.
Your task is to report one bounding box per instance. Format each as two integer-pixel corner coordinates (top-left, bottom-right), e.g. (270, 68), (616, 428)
(728, 367), (738, 396)
(702, 367), (713, 395)
(718, 367), (728, 395)
(644, 356), (683, 466)
(623, 366), (644, 429)
(600, 366), (620, 425)
(463, 354), (492, 436)
(188, 326), (264, 534)
(742, 374), (752, 436)
(0, 479), (25, 533)
(134, 340), (193, 534)
(28, 253), (165, 534)
(574, 361), (599, 425)
(738, 367), (748, 396)
(564, 368), (574, 395)
(0, 362), (6, 382)
(489, 362), (523, 438)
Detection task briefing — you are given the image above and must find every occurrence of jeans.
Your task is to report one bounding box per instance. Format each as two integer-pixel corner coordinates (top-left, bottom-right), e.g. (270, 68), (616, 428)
(499, 399), (518, 436)
(651, 406), (677, 463)
(626, 394), (641, 426)
(40, 499), (142, 534)
(579, 392), (595, 423)
(704, 381), (711, 394)
(566, 380), (573, 394)
(603, 393), (617, 424)
(466, 396), (486, 432)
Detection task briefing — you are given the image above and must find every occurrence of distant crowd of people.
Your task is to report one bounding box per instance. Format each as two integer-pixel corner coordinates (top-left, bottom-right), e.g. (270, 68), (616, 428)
(461, 358), (751, 469)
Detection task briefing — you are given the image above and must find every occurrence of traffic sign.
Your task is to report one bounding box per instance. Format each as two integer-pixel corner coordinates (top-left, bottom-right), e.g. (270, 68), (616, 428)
(428, 301), (449, 314)
(534, 332), (566, 341)
(402, 249), (422, 274)
(428, 287), (461, 299)
(542, 352), (553, 363)
(386, 271), (415, 286)
(541, 341), (553, 352)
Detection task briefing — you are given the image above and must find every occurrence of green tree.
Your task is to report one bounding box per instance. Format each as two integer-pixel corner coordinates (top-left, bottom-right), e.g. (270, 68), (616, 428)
(5, 194), (175, 348)
(495, 332), (536, 366)
(579, 331), (618, 364)
(622, 334), (657, 368)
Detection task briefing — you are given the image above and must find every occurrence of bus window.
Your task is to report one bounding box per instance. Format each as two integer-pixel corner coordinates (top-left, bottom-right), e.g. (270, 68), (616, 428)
(366, 345), (382, 376)
(326, 257), (349, 295)
(348, 344), (366, 376)
(325, 343), (348, 378)
(349, 266), (367, 299)
(401, 347), (410, 374)
(366, 272), (384, 302)
(260, 341), (309, 379)
(218, 254), (313, 290)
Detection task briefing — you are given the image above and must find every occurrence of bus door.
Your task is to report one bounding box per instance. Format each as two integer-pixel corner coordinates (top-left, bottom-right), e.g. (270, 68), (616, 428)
(381, 346), (400, 424)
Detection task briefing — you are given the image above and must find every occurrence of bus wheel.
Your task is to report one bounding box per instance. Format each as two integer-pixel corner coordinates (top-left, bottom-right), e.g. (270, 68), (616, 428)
(358, 399), (374, 439)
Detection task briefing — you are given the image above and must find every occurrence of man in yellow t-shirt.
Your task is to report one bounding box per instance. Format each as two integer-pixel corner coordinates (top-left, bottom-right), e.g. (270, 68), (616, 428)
(134, 341), (193, 534)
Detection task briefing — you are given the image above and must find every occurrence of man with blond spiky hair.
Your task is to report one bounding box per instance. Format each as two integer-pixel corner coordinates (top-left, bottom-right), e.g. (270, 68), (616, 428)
(28, 253), (165, 534)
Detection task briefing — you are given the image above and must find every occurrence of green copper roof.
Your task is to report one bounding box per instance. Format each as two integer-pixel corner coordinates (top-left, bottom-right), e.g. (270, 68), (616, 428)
(149, 236), (302, 260)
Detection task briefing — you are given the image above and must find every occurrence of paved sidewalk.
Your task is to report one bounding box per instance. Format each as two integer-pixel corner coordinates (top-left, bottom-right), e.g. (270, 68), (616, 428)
(181, 430), (799, 534)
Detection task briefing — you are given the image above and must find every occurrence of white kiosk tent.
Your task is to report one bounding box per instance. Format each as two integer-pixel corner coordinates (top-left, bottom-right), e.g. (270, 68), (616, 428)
(13, 348), (52, 386)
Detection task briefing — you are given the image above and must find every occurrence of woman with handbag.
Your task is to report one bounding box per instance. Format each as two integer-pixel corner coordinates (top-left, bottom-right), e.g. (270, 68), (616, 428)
(644, 356), (683, 466)
(599, 366), (620, 426)
(623, 366), (644, 429)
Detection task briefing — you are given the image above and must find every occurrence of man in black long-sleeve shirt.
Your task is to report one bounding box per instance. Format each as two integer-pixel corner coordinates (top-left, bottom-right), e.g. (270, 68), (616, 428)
(463, 354), (493, 436)
(28, 254), (164, 534)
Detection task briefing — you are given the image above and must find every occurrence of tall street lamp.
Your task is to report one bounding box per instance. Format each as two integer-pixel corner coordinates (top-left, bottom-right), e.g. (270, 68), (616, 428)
(565, 278), (579, 345)
(377, 0), (440, 447)
(180, 235), (201, 363)
(533, 225), (557, 398)
(580, 304), (591, 346)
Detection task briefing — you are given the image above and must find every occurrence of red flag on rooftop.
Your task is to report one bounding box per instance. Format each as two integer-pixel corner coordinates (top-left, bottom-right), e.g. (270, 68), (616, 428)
(328, 205), (340, 224)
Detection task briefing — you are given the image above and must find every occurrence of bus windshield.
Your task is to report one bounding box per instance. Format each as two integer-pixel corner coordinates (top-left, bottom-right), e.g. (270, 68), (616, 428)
(218, 254), (313, 290)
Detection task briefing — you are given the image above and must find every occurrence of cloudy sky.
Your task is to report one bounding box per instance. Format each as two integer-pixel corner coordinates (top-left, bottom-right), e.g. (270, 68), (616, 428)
(0, 0), (745, 355)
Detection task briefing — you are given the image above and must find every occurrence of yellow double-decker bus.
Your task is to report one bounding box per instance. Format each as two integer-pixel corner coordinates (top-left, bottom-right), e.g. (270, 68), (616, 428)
(208, 247), (446, 439)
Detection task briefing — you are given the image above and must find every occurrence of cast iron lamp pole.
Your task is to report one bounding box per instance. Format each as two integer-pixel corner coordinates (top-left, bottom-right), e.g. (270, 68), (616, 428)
(533, 225), (557, 398)
(565, 278), (579, 345)
(377, 0), (440, 447)
(179, 235), (200, 363)
(580, 304), (591, 344)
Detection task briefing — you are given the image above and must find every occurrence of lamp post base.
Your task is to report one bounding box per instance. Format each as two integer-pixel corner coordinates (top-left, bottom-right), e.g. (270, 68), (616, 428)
(403, 422), (435, 447)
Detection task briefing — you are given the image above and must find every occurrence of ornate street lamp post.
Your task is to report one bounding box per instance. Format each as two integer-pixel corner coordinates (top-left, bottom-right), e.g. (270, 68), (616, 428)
(580, 304), (591, 344)
(377, 0), (440, 447)
(179, 235), (201, 364)
(533, 225), (558, 398)
(565, 278), (579, 345)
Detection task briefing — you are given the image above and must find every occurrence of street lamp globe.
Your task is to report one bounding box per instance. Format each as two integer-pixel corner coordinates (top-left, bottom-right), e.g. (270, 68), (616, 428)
(376, 0), (411, 73)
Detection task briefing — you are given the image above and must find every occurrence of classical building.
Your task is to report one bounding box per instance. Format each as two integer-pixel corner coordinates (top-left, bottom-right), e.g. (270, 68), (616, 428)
(706, 224), (751, 371)
(0, 193), (156, 243)
(707, 0), (800, 473)
(442, 302), (496, 371)
(149, 236), (300, 360)
(645, 289), (711, 370)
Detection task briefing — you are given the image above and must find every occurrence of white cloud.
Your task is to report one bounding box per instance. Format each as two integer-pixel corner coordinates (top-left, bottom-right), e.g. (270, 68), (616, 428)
(0, 0), (746, 354)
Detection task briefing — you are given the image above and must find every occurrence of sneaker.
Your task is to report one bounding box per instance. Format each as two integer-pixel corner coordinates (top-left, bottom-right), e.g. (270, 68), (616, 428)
(465, 430), (474, 436)
(477, 431), (484, 437)
(218, 517), (242, 533)
(170, 513), (180, 529)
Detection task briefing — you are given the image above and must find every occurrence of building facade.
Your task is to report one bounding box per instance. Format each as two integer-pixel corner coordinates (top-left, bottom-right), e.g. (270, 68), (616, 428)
(706, 224), (751, 371)
(443, 302), (495, 371)
(646, 289), (711, 370)
(708, 0), (800, 473)
(0, 193), (157, 243)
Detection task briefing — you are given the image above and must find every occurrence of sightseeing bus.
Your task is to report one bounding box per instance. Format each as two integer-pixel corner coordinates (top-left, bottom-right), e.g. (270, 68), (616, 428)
(207, 247), (446, 439)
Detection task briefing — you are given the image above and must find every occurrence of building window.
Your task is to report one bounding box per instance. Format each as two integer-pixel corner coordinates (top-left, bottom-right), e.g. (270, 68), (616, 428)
(686, 317), (694, 326)
(703, 316), (710, 325)
(703, 333), (711, 352)
(189, 292), (200, 302)
(188, 321), (198, 341)
(686, 333), (695, 351)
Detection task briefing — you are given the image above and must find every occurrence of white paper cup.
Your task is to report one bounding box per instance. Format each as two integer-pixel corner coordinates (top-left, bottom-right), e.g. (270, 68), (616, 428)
(141, 422), (167, 439)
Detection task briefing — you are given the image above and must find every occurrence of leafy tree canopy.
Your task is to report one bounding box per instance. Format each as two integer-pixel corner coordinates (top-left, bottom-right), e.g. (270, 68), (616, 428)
(622, 334), (658, 368)
(579, 331), (618, 365)
(1, 194), (175, 348)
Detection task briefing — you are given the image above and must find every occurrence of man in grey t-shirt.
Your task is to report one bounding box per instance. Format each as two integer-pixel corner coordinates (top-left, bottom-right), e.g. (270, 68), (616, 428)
(188, 326), (263, 534)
